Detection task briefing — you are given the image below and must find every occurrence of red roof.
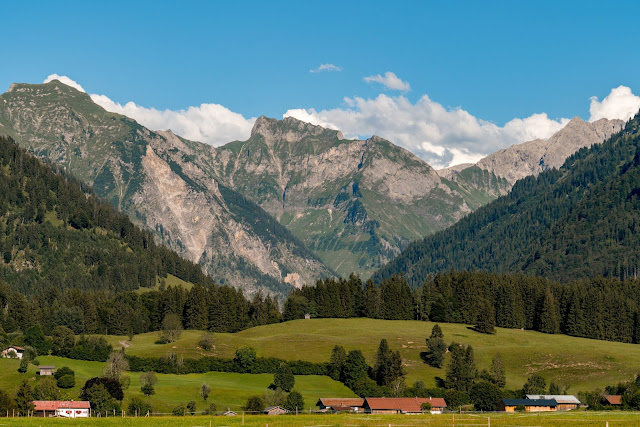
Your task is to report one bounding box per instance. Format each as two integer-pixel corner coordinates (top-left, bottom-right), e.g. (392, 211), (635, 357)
(6, 346), (25, 351)
(33, 401), (91, 411)
(365, 397), (447, 412)
(317, 398), (365, 407)
(605, 395), (622, 405)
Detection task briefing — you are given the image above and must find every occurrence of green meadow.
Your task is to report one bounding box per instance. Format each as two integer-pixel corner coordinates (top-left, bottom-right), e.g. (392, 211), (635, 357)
(107, 318), (640, 391)
(0, 357), (354, 414)
(2, 412), (640, 426)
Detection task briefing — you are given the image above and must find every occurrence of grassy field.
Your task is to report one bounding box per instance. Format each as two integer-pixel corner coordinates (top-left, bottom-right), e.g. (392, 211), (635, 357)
(0, 357), (355, 413)
(2, 412), (640, 426)
(107, 318), (640, 392)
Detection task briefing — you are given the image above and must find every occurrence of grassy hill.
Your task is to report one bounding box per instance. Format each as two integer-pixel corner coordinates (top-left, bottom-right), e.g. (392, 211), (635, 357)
(0, 356), (354, 413)
(106, 318), (640, 392)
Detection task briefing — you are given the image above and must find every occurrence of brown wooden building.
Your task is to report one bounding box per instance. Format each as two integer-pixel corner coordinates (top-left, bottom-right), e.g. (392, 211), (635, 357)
(526, 395), (580, 411)
(316, 398), (365, 412)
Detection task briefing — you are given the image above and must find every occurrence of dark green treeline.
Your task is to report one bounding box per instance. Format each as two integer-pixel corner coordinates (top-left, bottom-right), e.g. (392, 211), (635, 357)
(285, 270), (640, 344)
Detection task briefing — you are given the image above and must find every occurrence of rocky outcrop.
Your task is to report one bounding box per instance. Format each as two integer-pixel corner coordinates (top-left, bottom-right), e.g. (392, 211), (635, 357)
(476, 117), (624, 185)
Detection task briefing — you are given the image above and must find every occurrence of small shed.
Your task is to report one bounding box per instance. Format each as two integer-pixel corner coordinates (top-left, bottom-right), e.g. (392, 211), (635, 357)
(38, 365), (56, 376)
(264, 406), (288, 415)
(223, 411), (237, 416)
(304, 313), (311, 319)
(1, 346), (25, 359)
(604, 395), (622, 406)
(500, 399), (558, 412)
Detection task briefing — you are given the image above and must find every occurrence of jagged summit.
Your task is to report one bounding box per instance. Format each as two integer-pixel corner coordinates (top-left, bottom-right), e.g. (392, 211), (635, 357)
(251, 115), (344, 142)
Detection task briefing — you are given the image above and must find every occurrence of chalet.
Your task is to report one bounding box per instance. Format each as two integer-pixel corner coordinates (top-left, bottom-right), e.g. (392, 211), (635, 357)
(38, 365), (56, 376)
(526, 395), (580, 411)
(500, 399), (558, 412)
(316, 398), (364, 412)
(32, 401), (90, 418)
(1, 345), (25, 359)
(363, 397), (447, 414)
(604, 395), (622, 406)
(264, 406), (288, 415)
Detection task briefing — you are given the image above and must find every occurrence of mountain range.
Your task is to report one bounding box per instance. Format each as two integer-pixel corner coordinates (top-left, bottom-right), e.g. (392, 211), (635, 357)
(0, 79), (627, 295)
(374, 112), (640, 287)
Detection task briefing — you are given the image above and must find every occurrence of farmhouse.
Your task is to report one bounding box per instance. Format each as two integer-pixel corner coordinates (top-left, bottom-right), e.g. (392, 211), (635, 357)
(500, 398), (558, 412)
(1, 345), (25, 359)
(604, 395), (622, 406)
(526, 394), (580, 411)
(264, 406), (288, 415)
(38, 365), (56, 376)
(316, 398), (365, 412)
(32, 401), (90, 418)
(363, 397), (447, 414)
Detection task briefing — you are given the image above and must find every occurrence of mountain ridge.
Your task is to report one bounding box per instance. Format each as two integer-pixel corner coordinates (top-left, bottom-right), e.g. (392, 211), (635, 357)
(0, 80), (332, 297)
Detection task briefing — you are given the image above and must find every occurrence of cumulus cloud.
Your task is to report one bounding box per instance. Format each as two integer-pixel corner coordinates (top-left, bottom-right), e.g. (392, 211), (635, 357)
(285, 94), (569, 168)
(589, 85), (640, 122)
(310, 63), (342, 73)
(43, 74), (86, 93)
(43, 75), (255, 146)
(90, 94), (255, 146)
(364, 71), (410, 92)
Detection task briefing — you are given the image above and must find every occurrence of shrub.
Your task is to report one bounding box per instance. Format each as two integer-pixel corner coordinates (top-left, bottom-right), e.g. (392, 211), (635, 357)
(172, 403), (185, 416)
(199, 333), (214, 351)
(141, 384), (155, 396)
(187, 400), (196, 415)
(54, 366), (75, 380)
(420, 401), (432, 411)
(515, 404), (526, 412)
(204, 402), (217, 415)
(128, 397), (152, 416)
(243, 395), (266, 412)
(57, 374), (75, 389)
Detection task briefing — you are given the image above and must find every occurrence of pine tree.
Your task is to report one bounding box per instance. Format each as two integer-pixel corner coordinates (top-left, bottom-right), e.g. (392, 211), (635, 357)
(328, 345), (347, 381)
(425, 324), (447, 368)
(489, 354), (506, 388)
(446, 343), (476, 392)
(374, 339), (392, 386)
(474, 299), (496, 334)
(538, 290), (559, 334)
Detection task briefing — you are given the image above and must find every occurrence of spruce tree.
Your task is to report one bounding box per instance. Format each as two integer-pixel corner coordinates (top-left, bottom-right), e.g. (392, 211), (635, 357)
(489, 354), (506, 388)
(539, 290), (559, 334)
(374, 339), (393, 386)
(474, 299), (496, 334)
(425, 324), (447, 368)
(445, 343), (476, 392)
(328, 345), (347, 381)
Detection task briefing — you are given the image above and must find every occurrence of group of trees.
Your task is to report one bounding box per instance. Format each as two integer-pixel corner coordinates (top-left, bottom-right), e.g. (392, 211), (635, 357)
(284, 274), (414, 321)
(285, 269), (640, 345)
(0, 280), (281, 345)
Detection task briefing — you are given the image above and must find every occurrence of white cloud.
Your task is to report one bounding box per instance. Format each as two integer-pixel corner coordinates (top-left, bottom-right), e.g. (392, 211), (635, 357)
(285, 94), (568, 168)
(364, 71), (410, 92)
(43, 75), (255, 146)
(43, 74), (86, 93)
(310, 64), (342, 73)
(90, 94), (255, 146)
(589, 85), (640, 122)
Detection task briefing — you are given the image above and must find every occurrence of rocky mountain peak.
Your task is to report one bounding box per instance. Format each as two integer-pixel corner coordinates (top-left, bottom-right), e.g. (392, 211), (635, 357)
(251, 115), (344, 144)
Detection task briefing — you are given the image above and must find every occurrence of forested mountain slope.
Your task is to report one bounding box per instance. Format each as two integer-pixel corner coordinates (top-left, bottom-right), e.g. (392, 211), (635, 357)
(374, 112), (640, 287)
(0, 134), (212, 296)
(0, 81), (331, 297)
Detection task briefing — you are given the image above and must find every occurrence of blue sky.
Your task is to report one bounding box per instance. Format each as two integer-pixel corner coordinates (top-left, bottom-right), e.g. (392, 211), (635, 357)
(2, 1), (640, 167)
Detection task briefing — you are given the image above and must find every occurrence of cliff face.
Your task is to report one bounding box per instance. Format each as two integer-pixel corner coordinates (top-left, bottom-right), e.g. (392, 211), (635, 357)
(0, 81), (331, 297)
(204, 116), (499, 278)
(475, 117), (625, 186)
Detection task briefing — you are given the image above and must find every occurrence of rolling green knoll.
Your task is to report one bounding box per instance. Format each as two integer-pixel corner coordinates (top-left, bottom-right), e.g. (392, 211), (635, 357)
(0, 357), (354, 413)
(107, 318), (640, 392)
